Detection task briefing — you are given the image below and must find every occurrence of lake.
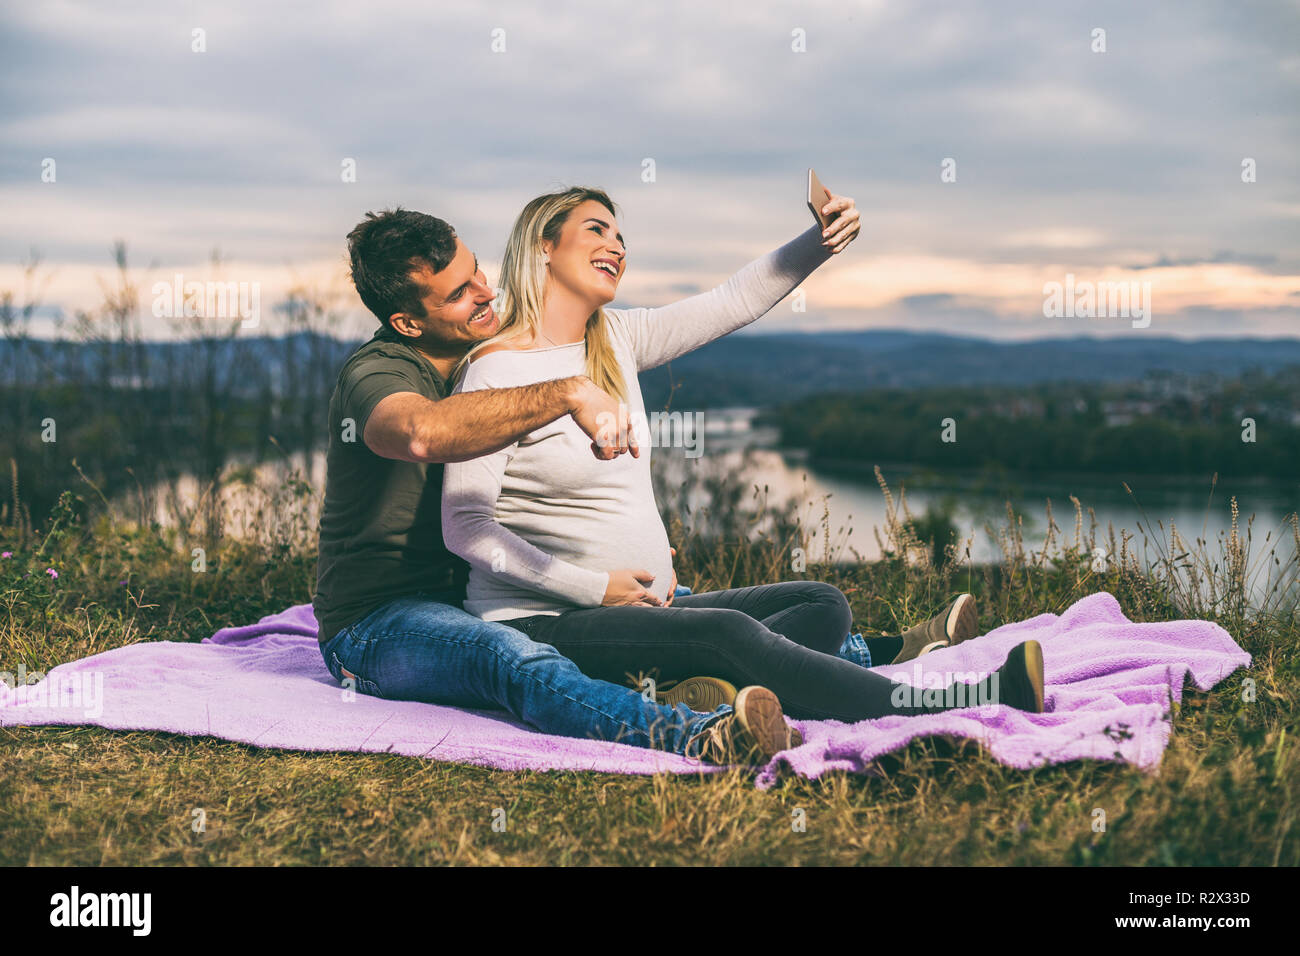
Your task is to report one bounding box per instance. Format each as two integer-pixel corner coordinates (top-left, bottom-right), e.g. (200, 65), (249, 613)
(654, 409), (1300, 606)
(135, 407), (1300, 609)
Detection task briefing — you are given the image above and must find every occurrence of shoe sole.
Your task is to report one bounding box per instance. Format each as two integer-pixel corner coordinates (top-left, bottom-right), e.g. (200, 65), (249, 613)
(733, 686), (791, 760)
(656, 676), (737, 711)
(1021, 640), (1045, 713)
(945, 593), (978, 646)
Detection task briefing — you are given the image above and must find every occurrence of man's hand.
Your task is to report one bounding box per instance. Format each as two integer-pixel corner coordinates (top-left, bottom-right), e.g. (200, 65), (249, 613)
(567, 376), (639, 460)
(819, 193), (861, 254)
(603, 568), (662, 606)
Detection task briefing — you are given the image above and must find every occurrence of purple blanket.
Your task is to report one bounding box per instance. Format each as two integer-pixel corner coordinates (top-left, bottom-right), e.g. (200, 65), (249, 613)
(0, 592), (1249, 789)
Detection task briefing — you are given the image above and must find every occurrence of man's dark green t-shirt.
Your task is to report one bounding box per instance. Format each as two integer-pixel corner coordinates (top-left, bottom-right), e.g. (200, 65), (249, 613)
(313, 326), (467, 644)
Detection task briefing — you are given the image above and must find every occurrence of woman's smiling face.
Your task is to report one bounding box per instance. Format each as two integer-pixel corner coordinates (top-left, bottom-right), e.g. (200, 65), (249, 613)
(543, 198), (626, 309)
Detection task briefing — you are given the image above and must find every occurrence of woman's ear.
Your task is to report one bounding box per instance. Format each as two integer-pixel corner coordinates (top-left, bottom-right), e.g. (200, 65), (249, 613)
(540, 238), (552, 264)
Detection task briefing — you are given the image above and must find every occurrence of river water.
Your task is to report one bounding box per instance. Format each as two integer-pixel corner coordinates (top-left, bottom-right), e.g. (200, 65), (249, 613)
(655, 409), (1300, 607)
(136, 407), (1300, 608)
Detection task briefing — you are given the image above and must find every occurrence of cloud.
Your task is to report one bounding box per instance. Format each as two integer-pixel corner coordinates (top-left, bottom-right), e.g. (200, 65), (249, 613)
(900, 293), (956, 309)
(1136, 251), (1281, 270)
(1, 0), (1297, 339)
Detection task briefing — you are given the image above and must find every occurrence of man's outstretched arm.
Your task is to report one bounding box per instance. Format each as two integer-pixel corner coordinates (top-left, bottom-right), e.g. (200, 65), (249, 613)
(363, 374), (638, 464)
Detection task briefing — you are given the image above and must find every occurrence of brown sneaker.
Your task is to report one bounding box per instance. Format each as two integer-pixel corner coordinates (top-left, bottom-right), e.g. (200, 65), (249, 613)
(656, 676), (737, 711)
(688, 686), (795, 764)
(891, 593), (979, 664)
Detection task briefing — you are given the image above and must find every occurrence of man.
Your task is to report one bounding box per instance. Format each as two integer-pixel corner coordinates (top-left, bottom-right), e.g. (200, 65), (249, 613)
(314, 208), (790, 763)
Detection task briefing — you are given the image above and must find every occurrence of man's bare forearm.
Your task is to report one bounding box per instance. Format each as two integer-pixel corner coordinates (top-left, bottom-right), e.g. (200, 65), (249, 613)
(408, 374), (587, 463)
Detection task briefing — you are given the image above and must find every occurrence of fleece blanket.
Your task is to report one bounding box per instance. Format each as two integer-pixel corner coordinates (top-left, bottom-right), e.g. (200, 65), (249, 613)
(0, 592), (1249, 789)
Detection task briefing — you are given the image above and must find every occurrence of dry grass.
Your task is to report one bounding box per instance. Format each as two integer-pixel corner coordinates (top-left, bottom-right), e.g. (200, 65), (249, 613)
(0, 466), (1296, 865)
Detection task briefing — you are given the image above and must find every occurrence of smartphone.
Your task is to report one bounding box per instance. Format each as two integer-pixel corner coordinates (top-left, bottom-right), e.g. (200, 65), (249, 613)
(807, 167), (835, 229)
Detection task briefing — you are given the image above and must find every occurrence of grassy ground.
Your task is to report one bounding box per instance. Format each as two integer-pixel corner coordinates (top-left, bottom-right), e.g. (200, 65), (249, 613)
(1, 473), (1296, 865)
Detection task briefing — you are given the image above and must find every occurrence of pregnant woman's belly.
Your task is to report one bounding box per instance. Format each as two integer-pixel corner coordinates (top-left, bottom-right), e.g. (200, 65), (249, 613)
(496, 493), (676, 605)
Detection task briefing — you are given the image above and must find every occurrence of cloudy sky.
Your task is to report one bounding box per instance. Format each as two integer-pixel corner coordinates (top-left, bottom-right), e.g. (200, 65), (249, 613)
(2, 0), (1298, 341)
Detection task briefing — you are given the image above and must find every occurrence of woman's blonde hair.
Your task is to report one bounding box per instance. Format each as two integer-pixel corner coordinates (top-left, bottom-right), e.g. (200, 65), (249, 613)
(456, 186), (628, 403)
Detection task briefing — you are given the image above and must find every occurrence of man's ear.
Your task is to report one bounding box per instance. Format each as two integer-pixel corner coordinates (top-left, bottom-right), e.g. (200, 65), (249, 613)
(388, 313), (423, 339)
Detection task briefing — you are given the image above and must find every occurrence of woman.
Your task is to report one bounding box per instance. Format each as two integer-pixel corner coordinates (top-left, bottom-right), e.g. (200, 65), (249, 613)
(441, 185), (1045, 735)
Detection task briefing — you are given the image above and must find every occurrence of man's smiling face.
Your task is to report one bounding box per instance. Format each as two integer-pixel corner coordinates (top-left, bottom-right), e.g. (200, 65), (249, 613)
(390, 237), (500, 353)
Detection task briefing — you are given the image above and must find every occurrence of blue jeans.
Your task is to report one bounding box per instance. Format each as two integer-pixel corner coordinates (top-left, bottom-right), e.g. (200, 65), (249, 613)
(319, 588), (731, 758)
(838, 631), (874, 668)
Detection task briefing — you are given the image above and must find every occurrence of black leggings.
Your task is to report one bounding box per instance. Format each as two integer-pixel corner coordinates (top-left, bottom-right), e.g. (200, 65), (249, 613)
(508, 580), (969, 722)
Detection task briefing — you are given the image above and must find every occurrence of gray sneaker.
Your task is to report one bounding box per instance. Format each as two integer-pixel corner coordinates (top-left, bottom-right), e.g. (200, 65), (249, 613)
(891, 593), (979, 664)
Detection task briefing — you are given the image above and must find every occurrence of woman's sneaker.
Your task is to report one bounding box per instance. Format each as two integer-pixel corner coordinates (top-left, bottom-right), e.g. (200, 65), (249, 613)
(891, 593), (979, 664)
(656, 676), (737, 711)
(688, 686), (798, 764)
(987, 640), (1045, 713)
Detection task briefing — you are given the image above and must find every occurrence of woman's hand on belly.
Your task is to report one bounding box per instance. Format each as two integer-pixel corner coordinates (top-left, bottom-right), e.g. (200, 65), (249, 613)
(664, 548), (678, 605)
(602, 568), (665, 607)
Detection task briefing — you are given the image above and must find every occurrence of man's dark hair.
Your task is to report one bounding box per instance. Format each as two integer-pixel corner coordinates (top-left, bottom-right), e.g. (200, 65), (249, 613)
(346, 208), (459, 328)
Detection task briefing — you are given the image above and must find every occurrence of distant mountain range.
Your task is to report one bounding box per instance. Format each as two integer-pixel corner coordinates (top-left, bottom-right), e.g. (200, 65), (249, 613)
(637, 331), (1300, 408)
(7, 329), (1300, 408)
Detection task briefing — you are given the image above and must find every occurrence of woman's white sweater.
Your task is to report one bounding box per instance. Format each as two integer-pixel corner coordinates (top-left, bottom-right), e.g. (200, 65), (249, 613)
(441, 224), (832, 621)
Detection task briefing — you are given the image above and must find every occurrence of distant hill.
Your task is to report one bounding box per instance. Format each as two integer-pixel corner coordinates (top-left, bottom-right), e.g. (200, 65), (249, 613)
(637, 331), (1300, 408)
(0, 331), (359, 398)
(6, 329), (1300, 407)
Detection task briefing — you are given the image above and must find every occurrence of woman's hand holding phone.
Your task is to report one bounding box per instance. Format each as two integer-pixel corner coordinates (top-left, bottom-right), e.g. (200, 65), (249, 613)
(807, 168), (861, 254)
(818, 194), (860, 253)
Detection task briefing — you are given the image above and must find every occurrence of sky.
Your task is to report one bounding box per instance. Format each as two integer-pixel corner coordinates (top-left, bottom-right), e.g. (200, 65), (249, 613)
(2, 0), (1298, 341)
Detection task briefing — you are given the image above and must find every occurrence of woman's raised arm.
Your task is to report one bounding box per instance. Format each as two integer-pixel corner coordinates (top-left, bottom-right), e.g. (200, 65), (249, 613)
(611, 194), (858, 371)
